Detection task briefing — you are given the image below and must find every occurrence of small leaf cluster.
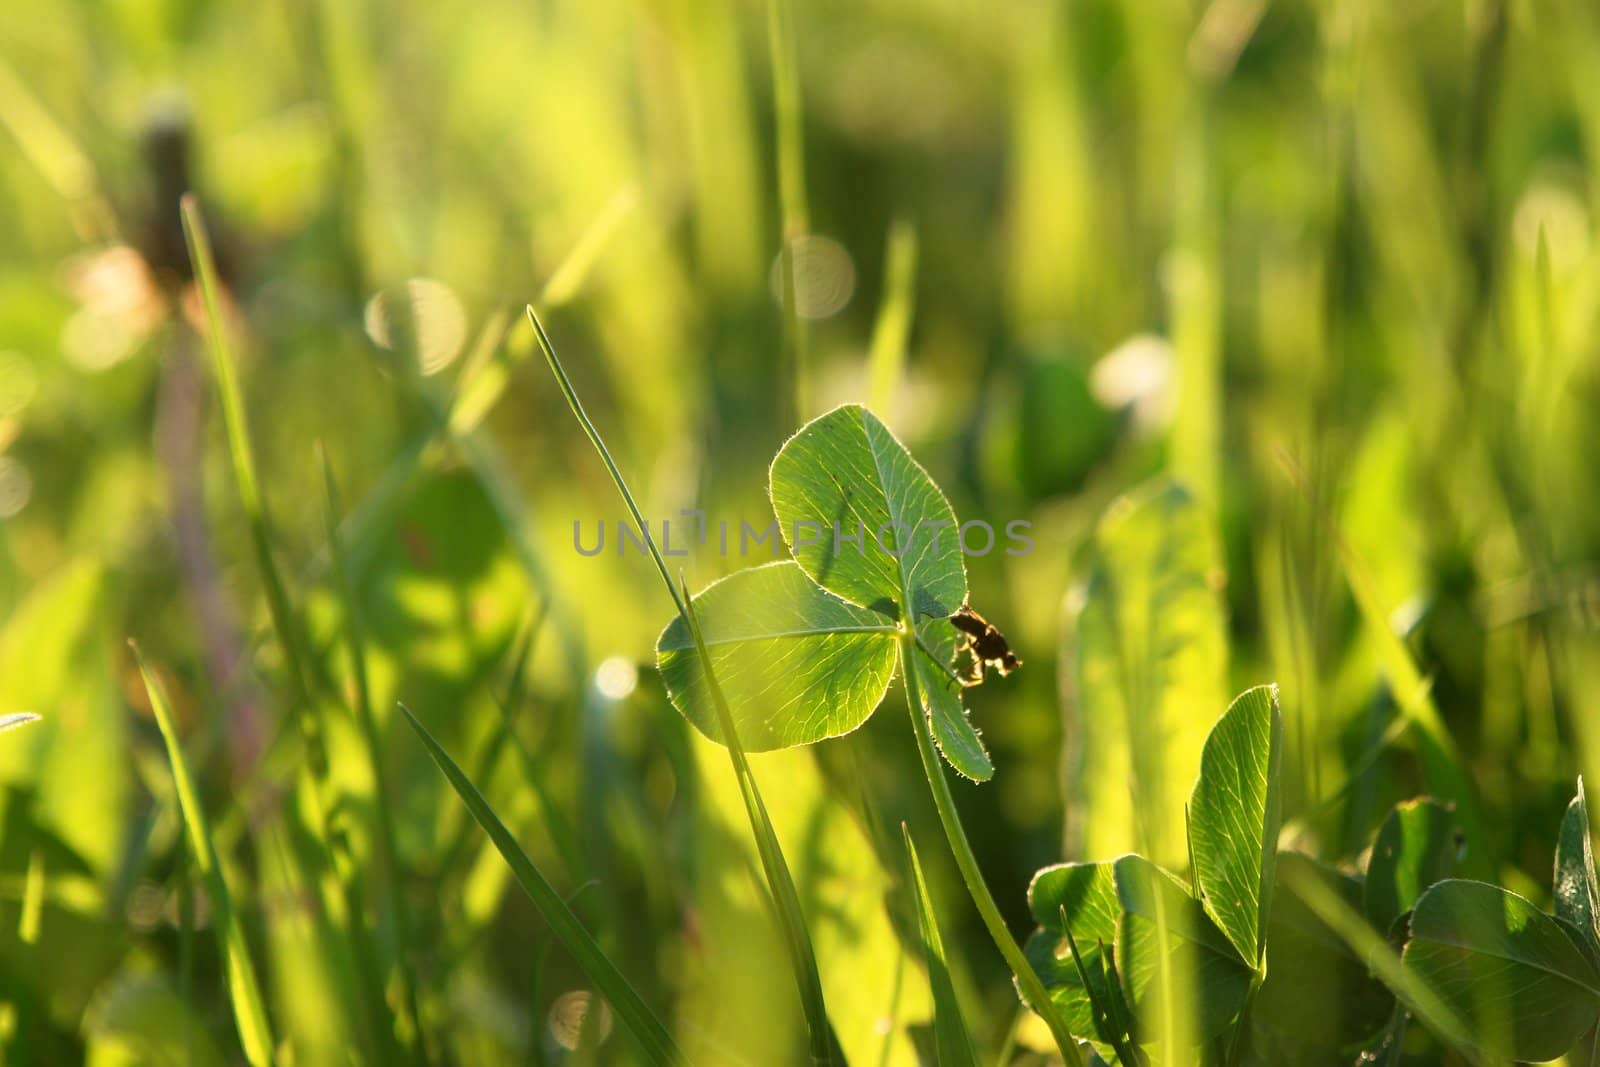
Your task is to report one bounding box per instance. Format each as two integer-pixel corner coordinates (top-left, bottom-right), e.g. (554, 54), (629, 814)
(1028, 688), (1600, 1064)
(655, 403), (993, 779)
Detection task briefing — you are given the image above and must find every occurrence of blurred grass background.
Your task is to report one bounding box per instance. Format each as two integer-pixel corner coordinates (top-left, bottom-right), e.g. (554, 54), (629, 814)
(2, 0), (1600, 1062)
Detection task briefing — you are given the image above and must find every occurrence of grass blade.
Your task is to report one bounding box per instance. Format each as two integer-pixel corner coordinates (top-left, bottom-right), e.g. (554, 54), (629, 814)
(321, 449), (429, 1061)
(901, 823), (978, 1067)
(766, 0), (811, 421)
(18, 848), (42, 945)
(676, 574), (847, 1065)
(866, 219), (917, 415)
(1276, 451), (1488, 875)
(1280, 859), (1485, 1065)
(179, 196), (329, 776)
(183, 195), (373, 1057)
(133, 645), (278, 1067)
(531, 305), (845, 1065)
(396, 704), (685, 1067)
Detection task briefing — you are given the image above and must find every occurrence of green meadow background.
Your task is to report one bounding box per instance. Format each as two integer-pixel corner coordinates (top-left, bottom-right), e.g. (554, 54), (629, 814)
(2, 0), (1599, 1062)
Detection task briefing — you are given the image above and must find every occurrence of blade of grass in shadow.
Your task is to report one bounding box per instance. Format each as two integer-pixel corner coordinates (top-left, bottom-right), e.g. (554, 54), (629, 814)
(677, 572), (848, 1064)
(396, 703), (684, 1067)
(181, 197), (345, 836)
(180, 197), (322, 736)
(530, 305), (846, 1065)
(436, 610), (584, 889)
(766, 0), (811, 422)
(321, 449), (429, 1062)
(178, 845), (196, 1065)
(1275, 450), (1488, 876)
(134, 644), (278, 1067)
(902, 823), (978, 1067)
(866, 219), (917, 415)
(1280, 860), (1484, 1065)
(490, 689), (586, 882)
(897, 623), (1085, 1065)
(183, 195), (374, 1057)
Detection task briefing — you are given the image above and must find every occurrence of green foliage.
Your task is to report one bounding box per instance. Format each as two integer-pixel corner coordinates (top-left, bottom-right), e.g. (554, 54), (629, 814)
(902, 824), (978, 1067)
(656, 561), (898, 749)
(1033, 699), (1600, 1064)
(1187, 685), (1282, 968)
(398, 704), (685, 1067)
(1556, 778), (1600, 962)
(135, 649), (278, 1067)
(1025, 861), (1122, 1046)
(660, 401), (1079, 1058)
(1112, 853), (1252, 1045)
(1364, 798), (1460, 936)
(1064, 480), (1228, 864)
(663, 402), (995, 774)
(1401, 879), (1600, 1062)
(912, 620), (994, 782)
(6, 2), (1600, 1063)
(768, 403), (967, 620)
(1246, 854), (1392, 1062)
(536, 311), (845, 1065)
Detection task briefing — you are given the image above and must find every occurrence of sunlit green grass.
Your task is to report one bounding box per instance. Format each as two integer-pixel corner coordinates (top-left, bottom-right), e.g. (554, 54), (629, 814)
(2, 0), (1600, 1063)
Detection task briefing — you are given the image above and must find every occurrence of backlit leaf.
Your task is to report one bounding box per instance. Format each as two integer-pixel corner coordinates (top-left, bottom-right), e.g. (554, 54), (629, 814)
(1113, 855), (1252, 1045)
(1024, 860), (1126, 1047)
(1188, 684), (1283, 968)
(769, 403), (966, 620)
(912, 620), (992, 782)
(656, 561), (899, 750)
(1402, 879), (1600, 1062)
(1555, 777), (1600, 961)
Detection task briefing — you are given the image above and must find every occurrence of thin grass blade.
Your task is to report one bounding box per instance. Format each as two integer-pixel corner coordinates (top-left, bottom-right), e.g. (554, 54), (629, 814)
(531, 305), (844, 1064)
(1277, 451), (1488, 875)
(321, 449), (429, 1061)
(134, 645), (278, 1067)
(397, 703), (685, 1066)
(901, 823), (978, 1067)
(866, 219), (917, 415)
(1280, 859), (1484, 1065)
(179, 196), (328, 762)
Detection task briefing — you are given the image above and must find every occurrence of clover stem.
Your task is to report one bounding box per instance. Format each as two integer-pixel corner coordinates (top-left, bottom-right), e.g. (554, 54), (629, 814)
(897, 627), (1085, 1065)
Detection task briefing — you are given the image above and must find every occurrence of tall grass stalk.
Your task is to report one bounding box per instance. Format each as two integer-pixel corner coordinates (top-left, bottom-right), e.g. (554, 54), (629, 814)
(182, 195), (378, 1056)
(321, 451), (429, 1061)
(179, 197), (323, 751)
(134, 645), (279, 1067)
(398, 705), (686, 1066)
(1277, 451), (1488, 874)
(866, 219), (917, 415)
(765, 0), (811, 422)
(1281, 862), (1485, 1065)
(531, 306), (845, 1064)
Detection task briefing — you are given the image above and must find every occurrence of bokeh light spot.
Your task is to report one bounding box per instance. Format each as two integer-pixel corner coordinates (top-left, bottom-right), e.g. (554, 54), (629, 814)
(547, 990), (612, 1051)
(770, 235), (856, 320)
(364, 277), (467, 375)
(595, 656), (639, 701)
